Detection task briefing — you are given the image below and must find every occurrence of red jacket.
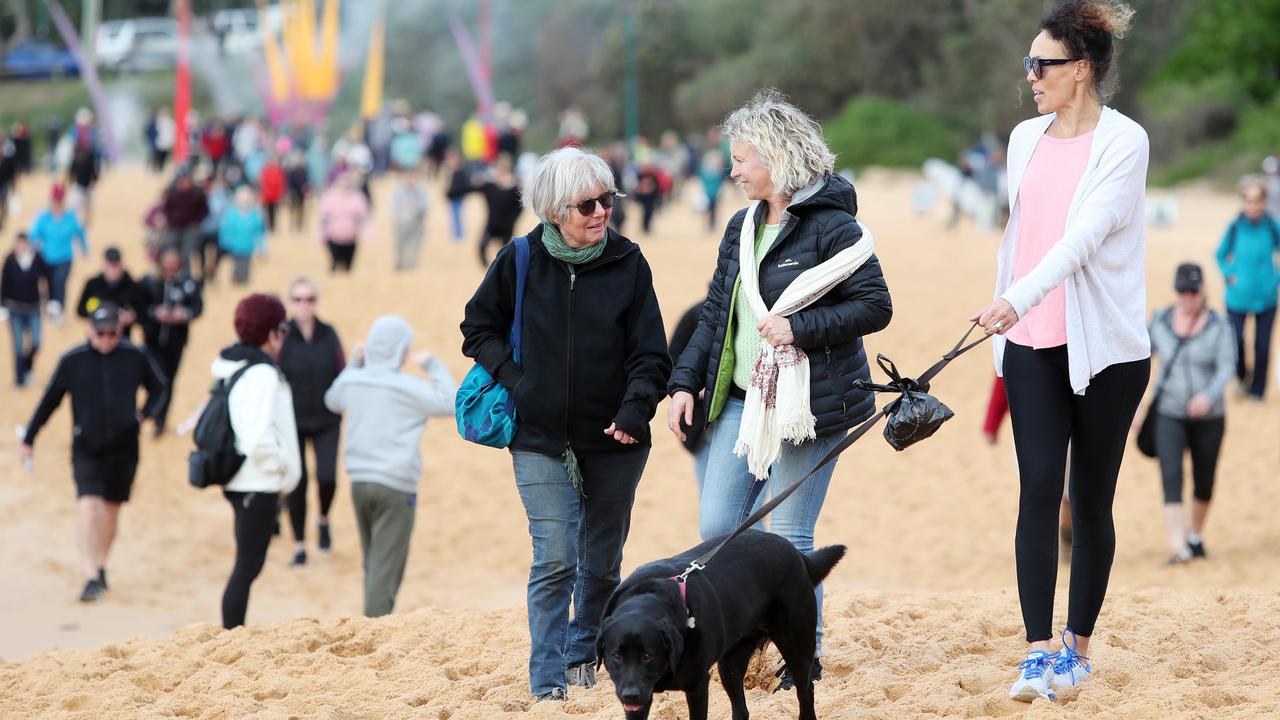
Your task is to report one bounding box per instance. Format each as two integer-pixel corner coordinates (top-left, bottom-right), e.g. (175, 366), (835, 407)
(259, 163), (286, 204)
(201, 131), (230, 160)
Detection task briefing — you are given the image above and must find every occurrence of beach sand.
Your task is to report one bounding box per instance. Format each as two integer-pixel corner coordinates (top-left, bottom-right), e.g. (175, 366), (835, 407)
(1, 166), (1278, 718)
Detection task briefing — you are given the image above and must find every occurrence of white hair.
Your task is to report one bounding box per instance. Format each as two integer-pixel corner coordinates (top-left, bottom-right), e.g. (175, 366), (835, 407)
(721, 89), (835, 197)
(524, 147), (617, 225)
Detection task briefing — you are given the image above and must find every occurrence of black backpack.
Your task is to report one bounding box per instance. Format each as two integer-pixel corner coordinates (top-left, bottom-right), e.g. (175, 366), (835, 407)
(188, 361), (265, 489)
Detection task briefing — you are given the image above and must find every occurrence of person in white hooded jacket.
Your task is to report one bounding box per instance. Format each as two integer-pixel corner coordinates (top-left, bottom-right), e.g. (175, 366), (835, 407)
(213, 293), (301, 629)
(324, 314), (456, 617)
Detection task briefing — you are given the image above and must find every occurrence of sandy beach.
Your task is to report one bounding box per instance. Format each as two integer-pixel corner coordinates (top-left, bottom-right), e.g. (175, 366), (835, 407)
(1, 165), (1278, 718)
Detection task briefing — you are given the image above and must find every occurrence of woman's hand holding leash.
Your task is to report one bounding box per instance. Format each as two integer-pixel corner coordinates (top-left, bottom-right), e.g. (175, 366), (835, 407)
(971, 299), (1020, 336)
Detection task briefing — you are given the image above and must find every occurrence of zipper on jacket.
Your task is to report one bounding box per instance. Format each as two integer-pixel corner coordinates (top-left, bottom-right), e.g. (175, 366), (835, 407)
(565, 264), (576, 455)
(825, 346), (846, 415)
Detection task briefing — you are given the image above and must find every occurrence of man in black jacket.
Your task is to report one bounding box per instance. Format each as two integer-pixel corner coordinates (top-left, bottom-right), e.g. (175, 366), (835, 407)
(137, 245), (203, 435)
(19, 304), (167, 602)
(76, 246), (141, 339)
(1, 232), (46, 387)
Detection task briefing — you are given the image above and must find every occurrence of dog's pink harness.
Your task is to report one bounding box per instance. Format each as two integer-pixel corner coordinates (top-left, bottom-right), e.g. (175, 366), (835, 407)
(669, 576), (696, 629)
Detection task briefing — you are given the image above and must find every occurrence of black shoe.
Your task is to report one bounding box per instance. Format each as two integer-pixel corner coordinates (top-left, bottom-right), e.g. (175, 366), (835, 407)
(98, 567), (108, 590)
(318, 522), (332, 553)
(292, 549), (307, 567)
(153, 423), (166, 438)
(535, 688), (568, 703)
(1188, 539), (1208, 559)
(772, 658), (822, 693)
(79, 578), (104, 603)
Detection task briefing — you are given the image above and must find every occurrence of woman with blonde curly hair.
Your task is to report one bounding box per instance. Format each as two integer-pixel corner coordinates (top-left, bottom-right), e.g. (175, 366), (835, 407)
(667, 89), (893, 691)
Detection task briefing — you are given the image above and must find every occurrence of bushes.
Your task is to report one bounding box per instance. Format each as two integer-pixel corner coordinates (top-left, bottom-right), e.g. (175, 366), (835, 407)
(822, 96), (959, 171)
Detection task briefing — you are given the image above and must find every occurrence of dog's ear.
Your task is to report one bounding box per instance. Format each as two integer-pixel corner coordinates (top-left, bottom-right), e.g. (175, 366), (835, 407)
(595, 616), (611, 671)
(660, 618), (684, 674)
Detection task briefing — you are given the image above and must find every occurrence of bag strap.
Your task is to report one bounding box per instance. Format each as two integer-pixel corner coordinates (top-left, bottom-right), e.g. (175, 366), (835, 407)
(677, 322), (990, 581)
(511, 236), (530, 364)
(1151, 309), (1190, 400)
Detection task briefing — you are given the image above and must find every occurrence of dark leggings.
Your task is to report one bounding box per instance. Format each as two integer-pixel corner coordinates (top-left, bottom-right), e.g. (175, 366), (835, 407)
(1155, 413), (1224, 504)
(1003, 342), (1149, 642)
(327, 241), (357, 272)
(222, 490), (277, 629)
(288, 425), (341, 542)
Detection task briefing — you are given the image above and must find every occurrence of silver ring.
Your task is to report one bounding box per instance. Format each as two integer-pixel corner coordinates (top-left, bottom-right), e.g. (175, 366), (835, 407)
(994, 322), (1004, 331)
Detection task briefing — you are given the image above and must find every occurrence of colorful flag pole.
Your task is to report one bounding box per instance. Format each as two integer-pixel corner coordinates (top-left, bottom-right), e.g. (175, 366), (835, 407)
(359, 4), (385, 119)
(42, 0), (121, 162)
(173, 0), (193, 163)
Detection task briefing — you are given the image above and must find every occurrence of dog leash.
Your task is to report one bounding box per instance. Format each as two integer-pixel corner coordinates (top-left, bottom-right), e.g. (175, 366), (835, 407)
(675, 322), (992, 585)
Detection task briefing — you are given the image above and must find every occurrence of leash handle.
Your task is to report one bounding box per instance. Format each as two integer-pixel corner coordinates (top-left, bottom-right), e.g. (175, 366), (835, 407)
(679, 322), (992, 578)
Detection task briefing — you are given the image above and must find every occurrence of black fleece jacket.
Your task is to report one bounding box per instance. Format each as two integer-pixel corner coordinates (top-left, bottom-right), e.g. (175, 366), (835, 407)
(461, 225), (672, 456)
(23, 341), (166, 456)
(668, 173), (893, 437)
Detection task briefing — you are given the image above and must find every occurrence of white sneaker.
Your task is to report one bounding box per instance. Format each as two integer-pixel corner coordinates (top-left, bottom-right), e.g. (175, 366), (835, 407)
(1052, 629), (1092, 688)
(1009, 649), (1057, 703)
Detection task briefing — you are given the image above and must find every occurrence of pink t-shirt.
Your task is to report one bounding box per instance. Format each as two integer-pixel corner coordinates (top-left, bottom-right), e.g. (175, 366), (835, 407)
(1005, 130), (1094, 349)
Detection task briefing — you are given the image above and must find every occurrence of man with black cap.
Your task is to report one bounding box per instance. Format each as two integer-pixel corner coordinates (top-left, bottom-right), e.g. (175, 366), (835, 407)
(18, 302), (167, 602)
(138, 245), (203, 435)
(76, 246), (141, 339)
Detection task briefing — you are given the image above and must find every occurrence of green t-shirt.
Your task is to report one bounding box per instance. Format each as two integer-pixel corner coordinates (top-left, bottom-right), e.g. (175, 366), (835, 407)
(732, 223), (781, 389)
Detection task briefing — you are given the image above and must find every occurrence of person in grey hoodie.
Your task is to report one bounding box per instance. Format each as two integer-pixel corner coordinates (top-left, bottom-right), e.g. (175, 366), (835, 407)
(324, 315), (457, 617)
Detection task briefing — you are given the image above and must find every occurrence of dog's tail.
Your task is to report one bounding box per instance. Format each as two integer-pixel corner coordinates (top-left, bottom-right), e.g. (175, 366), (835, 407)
(803, 545), (847, 585)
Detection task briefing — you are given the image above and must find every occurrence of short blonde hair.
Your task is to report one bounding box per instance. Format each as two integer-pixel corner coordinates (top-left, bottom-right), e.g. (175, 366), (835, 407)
(1239, 174), (1268, 199)
(721, 89), (835, 197)
(524, 147), (617, 225)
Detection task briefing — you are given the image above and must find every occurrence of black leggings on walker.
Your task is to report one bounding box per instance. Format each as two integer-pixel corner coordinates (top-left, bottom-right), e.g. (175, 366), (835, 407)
(1155, 413), (1224, 505)
(222, 490), (277, 629)
(1003, 342), (1149, 643)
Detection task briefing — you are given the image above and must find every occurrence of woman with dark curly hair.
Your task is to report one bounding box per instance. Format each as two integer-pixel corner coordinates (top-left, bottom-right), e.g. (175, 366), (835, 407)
(970, 0), (1149, 702)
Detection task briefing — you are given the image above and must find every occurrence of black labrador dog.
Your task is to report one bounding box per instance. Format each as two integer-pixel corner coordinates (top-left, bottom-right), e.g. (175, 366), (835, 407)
(596, 529), (845, 720)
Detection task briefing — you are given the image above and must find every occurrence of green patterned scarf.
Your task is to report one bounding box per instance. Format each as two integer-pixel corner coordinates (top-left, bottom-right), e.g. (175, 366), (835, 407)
(540, 222), (607, 265)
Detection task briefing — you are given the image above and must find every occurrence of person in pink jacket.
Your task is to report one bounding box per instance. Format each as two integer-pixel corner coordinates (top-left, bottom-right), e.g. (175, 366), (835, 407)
(317, 172), (370, 273)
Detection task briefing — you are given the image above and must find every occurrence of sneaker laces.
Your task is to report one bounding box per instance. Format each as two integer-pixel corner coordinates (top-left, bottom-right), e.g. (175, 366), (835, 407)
(1019, 650), (1054, 679)
(1053, 629), (1089, 674)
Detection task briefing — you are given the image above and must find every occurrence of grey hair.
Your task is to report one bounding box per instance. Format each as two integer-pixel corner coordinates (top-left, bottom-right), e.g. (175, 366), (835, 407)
(289, 275), (318, 298)
(1239, 174), (1268, 199)
(721, 89), (835, 197)
(524, 147), (617, 225)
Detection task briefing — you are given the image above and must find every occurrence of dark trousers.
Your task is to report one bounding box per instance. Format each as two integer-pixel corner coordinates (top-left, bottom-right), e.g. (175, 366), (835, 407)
(264, 202), (279, 233)
(288, 424), (341, 543)
(147, 338), (185, 428)
(1227, 306), (1275, 398)
(222, 490), (277, 628)
(289, 191), (306, 231)
(327, 241), (357, 272)
(1003, 342), (1149, 642)
(1156, 413), (1225, 504)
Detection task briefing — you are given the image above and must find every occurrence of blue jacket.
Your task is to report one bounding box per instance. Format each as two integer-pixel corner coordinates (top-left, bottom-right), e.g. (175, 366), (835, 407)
(1216, 214), (1280, 313)
(218, 207), (266, 258)
(29, 209), (88, 265)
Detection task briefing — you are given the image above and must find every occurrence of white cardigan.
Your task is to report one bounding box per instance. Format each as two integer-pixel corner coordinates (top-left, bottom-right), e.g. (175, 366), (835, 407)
(210, 357), (303, 494)
(993, 106), (1152, 394)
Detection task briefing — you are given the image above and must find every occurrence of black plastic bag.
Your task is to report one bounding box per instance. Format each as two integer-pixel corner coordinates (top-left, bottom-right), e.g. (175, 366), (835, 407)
(883, 390), (955, 451)
(854, 354), (957, 452)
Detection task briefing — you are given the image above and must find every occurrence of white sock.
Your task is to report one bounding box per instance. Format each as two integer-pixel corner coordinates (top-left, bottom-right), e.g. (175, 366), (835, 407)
(1187, 532), (1203, 545)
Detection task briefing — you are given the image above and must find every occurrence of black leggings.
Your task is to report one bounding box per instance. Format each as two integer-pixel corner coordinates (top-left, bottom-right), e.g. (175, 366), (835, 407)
(1156, 414), (1224, 504)
(327, 241), (357, 272)
(288, 425), (341, 542)
(1003, 342), (1149, 642)
(222, 490), (277, 629)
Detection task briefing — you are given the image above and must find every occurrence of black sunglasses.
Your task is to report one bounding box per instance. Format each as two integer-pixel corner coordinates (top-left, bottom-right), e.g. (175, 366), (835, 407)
(1024, 56), (1074, 81)
(567, 192), (623, 217)
(291, 295), (316, 303)
(95, 328), (119, 338)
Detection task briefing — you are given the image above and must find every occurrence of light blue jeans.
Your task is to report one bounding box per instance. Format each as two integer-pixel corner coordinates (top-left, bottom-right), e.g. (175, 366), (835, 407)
(512, 447), (648, 697)
(699, 396), (844, 654)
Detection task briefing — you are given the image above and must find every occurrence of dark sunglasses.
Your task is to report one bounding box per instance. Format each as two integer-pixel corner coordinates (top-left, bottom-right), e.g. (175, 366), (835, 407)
(291, 295), (316, 303)
(567, 192), (623, 217)
(1024, 56), (1073, 81)
(94, 328), (119, 338)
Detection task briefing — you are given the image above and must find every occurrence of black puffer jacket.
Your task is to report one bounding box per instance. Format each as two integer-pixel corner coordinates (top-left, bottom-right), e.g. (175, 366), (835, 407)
(668, 173), (892, 436)
(461, 225), (672, 456)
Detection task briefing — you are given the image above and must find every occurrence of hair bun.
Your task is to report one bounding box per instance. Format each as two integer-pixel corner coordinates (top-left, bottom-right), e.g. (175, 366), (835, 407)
(1095, 0), (1135, 38)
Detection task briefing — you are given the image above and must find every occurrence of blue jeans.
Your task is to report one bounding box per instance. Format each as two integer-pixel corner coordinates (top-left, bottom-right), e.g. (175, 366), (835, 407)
(46, 262), (72, 308)
(699, 396), (843, 654)
(512, 447), (648, 696)
(8, 309), (41, 386)
(449, 198), (465, 242)
(1227, 306), (1275, 398)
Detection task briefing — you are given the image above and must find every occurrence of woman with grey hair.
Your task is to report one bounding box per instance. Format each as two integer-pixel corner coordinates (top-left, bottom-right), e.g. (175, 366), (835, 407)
(461, 146), (671, 703)
(667, 89), (893, 691)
